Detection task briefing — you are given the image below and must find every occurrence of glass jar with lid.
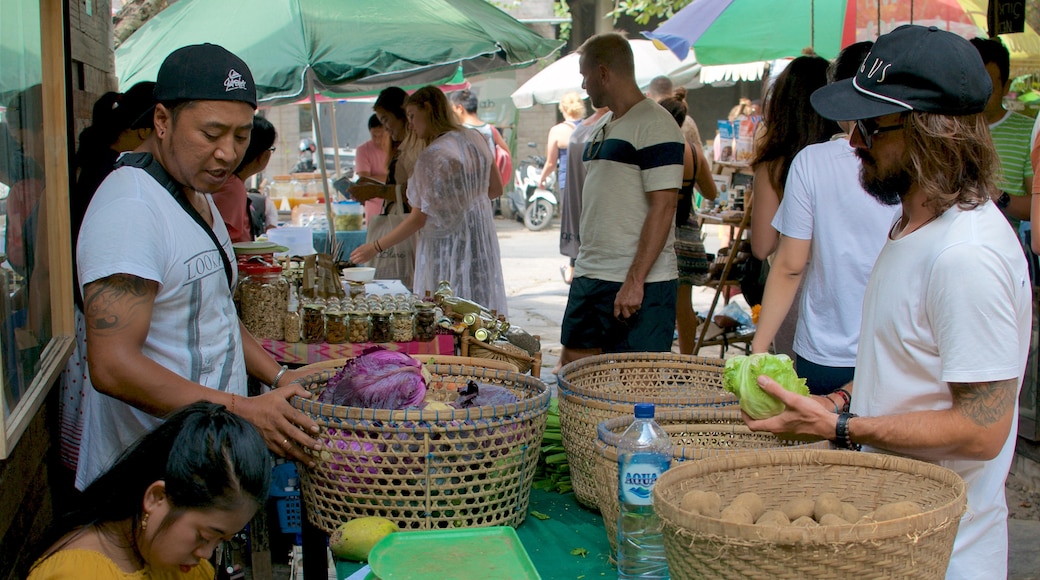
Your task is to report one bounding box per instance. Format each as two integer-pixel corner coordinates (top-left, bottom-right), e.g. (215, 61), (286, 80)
(302, 298), (326, 343)
(370, 310), (392, 343)
(347, 281), (366, 301)
(414, 302), (438, 342)
(348, 310), (371, 343)
(391, 307), (414, 342)
(325, 308), (348, 344)
(236, 258), (288, 340)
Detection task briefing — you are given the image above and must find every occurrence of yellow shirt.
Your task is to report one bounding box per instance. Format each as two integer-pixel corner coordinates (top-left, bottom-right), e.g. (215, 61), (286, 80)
(27, 549), (215, 580)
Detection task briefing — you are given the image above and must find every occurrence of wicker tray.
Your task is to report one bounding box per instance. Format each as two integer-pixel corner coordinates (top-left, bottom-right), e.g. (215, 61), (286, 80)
(654, 449), (966, 579)
(556, 353), (736, 507)
(291, 363), (550, 533)
(594, 409), (831, 553)
(461, 330), (542, 376)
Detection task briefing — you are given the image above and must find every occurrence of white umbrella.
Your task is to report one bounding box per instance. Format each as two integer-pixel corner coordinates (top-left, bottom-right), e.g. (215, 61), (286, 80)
(510, 39), (701, 109)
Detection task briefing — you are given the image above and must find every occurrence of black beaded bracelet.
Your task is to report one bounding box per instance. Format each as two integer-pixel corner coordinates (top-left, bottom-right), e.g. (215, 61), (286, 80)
(835, 412), (861, 451)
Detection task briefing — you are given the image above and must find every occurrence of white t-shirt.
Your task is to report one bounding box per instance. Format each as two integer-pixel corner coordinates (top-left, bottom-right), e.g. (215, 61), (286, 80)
(773, 138), (899, 366)
(575, 98), (684, 283)
(75, 165), (246, 489)
(852, 202), (1031, 579)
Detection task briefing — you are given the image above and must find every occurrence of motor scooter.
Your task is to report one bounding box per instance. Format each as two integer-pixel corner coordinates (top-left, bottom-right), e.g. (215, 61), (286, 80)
(503, 143), (558, 231)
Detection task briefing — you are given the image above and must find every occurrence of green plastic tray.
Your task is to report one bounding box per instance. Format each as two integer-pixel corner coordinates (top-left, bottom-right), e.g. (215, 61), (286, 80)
(367, 527), (541, 580)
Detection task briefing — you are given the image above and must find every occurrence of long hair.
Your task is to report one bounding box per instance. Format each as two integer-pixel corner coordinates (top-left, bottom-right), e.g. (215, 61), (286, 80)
(74, 81), (156, 176)
(751, 56), (839, 193)
(405, 86), (463, 146)
(903, 111), (997, 214)
(657, 87), (689, 127)
(34, 402), (271, 568)
(558, 91), (587, 120)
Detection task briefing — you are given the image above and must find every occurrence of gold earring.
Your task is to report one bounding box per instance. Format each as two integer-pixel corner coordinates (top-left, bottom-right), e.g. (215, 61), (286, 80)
(141, 512), (150, 533)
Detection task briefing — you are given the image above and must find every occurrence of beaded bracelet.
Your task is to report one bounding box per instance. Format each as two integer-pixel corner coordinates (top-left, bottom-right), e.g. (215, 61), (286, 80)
(835, 412), (861, 451)
(230, 393), (236, 414)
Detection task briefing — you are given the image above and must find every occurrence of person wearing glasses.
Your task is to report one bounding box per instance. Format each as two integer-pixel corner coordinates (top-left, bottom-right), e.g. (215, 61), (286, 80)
(556, 32), (685, 370)
(211, 116), (278, 243)
(746, 26), (1030, 578)
(750, 42), (898, 396)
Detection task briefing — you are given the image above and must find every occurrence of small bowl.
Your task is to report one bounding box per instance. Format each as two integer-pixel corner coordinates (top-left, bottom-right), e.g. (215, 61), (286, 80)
(341, 267), (376, 282)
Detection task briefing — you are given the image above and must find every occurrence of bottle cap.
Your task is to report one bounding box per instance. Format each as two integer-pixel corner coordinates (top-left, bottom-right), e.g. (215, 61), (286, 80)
(633, 403), (655, 419)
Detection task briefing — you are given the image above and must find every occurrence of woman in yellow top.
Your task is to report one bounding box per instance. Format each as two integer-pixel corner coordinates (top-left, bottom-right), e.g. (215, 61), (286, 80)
(29, 402), (271, 579)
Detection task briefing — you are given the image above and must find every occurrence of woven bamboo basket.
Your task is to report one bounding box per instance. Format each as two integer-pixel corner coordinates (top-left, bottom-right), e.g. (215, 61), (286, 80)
(291, 362), (550, 534)
(594, 409), (832, 553)
(556, 353), (736, 507)
(465, 337), (535, 374)
(654, 449), (966, 579)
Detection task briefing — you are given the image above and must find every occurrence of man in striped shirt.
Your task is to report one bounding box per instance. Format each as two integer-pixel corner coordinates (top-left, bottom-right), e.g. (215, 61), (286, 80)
(558, 33), (685, 368)
(972, 37), (1033, 235)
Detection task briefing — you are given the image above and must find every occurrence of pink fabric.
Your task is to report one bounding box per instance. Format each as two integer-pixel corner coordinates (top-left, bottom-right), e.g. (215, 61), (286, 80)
(355, 140), (388, 222)
(211, 175), (252, 243)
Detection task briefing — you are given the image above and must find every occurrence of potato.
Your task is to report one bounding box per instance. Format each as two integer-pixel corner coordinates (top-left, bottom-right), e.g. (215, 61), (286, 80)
(780, 497), (816, 521)
(720, 505), (755, 525)
(729, 492), (765, 521)
(791, 515), (819, 527)
(680, 490), (722, 518)
(840, 502), (860, 524)
(872, 501), (922, 522)
(813, 493), (843, 522)
(818, 513), (849, 526)
(755, 510), (791, 527)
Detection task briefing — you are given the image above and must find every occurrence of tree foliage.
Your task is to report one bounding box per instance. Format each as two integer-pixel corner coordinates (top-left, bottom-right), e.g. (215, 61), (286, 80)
(606, 0), (692, 25)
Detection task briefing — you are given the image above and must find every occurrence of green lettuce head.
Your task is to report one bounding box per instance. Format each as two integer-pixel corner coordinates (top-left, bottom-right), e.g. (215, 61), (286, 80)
(723, 353), (809, 420)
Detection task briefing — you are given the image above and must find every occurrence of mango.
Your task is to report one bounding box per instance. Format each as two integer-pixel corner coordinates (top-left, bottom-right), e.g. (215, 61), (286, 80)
(329, 516), (398, 561)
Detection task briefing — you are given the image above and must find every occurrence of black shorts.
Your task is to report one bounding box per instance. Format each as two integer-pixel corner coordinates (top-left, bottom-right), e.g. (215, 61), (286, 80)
(561, 277), (677, 352)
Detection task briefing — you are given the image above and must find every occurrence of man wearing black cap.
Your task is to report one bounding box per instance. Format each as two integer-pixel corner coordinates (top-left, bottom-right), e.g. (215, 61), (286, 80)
(75, 44), (319, 490)
(745, 26), (1030, 577)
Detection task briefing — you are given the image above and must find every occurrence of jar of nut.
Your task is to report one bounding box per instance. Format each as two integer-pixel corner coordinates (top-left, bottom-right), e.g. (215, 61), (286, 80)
(348, 310), (371, 343)
(391, 307), (414, 342)
(370, 310), (392, 343)
(237, 258), (288, 340)
(325, 308), (348, 344)
(414, 302), (437, 342)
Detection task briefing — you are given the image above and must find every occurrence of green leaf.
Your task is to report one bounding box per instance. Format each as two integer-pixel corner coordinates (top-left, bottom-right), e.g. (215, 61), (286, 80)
(570, 547), (588, 558)
(530, 510), (551, 520)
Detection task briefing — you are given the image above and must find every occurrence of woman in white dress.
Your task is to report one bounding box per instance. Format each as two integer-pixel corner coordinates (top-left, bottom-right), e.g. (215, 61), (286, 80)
(350, 86), (508, 314)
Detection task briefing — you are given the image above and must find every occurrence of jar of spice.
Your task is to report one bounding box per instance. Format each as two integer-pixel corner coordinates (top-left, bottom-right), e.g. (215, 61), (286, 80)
(414, 302), (437, 342)
(391, 308), (414, 342)
(348, 281), (366, 301)
(370, 310), (392, 343)
(348, 310), (371, 343)
(237, 258), (288, 340)
(325, 308), (348, 344)
(302, 299), (326, 343)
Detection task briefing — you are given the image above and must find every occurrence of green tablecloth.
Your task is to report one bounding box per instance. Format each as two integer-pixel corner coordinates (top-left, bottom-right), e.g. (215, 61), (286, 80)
(335, 489), (616, 579)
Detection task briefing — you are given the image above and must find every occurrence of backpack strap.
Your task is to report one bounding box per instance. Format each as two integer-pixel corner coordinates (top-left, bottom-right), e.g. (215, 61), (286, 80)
(114, 152), (233, 290)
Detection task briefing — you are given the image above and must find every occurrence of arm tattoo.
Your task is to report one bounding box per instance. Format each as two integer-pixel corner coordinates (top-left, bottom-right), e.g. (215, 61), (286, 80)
(83, 274), (154, 333)
(951, 379), (1018, 428)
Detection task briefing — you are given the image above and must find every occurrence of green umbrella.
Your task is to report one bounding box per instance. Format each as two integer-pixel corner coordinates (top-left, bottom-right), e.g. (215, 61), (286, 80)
(115, 0), (562, 105)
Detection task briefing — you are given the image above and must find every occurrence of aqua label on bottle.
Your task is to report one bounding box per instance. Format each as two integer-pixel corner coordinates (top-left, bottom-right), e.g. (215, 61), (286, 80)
(619, 453), (670, 506)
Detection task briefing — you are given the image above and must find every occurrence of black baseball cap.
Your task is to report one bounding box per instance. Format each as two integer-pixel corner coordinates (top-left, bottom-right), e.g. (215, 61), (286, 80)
(153, 43), (257, 109)
(811, 25), (990, 121)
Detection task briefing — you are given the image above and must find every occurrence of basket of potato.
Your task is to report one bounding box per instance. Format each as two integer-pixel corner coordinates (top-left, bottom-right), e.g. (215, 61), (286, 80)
(654, 448), (966, 579)
(593, 408), (830, 553)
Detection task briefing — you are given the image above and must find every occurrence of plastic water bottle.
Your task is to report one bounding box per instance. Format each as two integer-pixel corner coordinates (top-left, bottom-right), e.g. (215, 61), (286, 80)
(617, 403), (672, 579)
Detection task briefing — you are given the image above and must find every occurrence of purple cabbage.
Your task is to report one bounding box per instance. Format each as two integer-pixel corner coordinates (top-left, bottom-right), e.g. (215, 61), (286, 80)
(451, 380), (519, 409)
(318, 347), (427, 409)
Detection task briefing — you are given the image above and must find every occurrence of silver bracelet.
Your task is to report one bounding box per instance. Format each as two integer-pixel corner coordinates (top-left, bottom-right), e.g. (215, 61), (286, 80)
(271, 365), (289, 388)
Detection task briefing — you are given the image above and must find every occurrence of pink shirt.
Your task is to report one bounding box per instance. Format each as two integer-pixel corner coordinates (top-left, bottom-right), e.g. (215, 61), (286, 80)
(211, 175), (252, 243)
(355, 140), (388, 222)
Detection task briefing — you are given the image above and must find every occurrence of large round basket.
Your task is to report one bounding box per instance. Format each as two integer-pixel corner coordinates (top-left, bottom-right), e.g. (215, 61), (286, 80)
(291, 361), (550, 534)
(594, 409), (832, 553)
(556, 353), (736, 507)
(654, 449), (967, 579)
